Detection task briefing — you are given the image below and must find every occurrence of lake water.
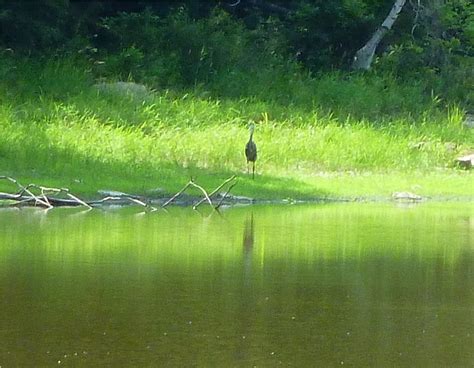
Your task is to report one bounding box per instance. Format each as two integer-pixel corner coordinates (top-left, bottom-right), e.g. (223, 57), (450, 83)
(0, 203), (473, 367)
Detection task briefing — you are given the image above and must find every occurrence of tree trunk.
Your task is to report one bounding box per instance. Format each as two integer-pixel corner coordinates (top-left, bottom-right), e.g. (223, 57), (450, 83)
(352, 0), (407, 70)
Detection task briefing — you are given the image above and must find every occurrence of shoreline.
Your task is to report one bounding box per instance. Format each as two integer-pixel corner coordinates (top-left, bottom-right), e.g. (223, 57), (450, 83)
(1, 190), (473, 210)
(1, 170), (473, 209)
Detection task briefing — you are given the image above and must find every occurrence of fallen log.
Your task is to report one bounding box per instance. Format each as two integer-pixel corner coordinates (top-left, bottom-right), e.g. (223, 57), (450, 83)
(0, 192), (86, 206)
(0, 175), (239, 210)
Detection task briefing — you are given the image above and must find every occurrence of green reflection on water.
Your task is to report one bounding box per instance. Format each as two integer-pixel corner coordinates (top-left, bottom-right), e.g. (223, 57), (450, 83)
(0, 203), (473, 367)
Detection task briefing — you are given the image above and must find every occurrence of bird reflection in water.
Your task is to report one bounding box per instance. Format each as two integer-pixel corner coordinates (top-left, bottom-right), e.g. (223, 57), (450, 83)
(236, 212), (255, 363)
(242, 212), (255, 288)
(243, 212), (255, 252)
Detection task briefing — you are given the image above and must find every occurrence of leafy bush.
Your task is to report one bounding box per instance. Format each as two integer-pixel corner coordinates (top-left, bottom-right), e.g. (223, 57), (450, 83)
(1, 2), (471, 110)
(92, 8), (291, 90)
(374, 0), (474, 107)
(0, 0), (71, 50)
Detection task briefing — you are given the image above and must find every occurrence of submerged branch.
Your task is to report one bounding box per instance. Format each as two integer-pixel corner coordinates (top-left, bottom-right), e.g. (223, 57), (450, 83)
(0, 177), (93, 208)
(94, 196), (157, 211)
(215, 181), (238, 210)
(193, 175), (237, 209)
(0, 176), (238, 211)
(189, 180), (214, 210)
(163, 176), (238, 210)
(161, 182), (192, 208)
(1, 176), (52, 208)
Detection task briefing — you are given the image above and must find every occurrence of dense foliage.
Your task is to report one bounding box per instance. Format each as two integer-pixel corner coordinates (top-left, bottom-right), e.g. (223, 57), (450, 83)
(0, 0), (472, 107)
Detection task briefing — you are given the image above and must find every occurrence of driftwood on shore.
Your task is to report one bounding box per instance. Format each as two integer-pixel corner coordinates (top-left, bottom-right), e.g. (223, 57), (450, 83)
(0, 175), (238, 211)
(456, 153), (474, 169)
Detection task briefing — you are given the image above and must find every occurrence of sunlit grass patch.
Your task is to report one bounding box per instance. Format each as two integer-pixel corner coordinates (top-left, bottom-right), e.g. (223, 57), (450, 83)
(0, 58), (472, 200)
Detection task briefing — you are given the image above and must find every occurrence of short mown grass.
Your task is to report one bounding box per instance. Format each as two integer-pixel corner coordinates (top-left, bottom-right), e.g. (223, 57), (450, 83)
(0, 58), (472, 200)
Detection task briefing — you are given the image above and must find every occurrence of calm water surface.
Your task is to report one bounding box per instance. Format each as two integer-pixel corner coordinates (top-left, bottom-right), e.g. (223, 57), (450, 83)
(0, 203), (473, 367)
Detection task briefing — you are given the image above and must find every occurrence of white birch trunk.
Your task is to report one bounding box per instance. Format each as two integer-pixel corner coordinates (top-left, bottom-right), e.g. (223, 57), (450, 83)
(352, 0), (407, 70)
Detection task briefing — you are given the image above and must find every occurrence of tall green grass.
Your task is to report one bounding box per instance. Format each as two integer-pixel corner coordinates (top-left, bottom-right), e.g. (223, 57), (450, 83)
(0, 57), (472, 199)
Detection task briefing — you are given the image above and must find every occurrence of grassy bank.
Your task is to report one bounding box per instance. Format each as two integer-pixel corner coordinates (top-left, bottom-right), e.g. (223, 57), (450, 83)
(0, 59), (473, 201)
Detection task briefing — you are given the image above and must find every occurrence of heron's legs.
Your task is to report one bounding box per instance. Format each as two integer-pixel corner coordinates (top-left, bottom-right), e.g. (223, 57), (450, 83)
(252, 162), (255, 179)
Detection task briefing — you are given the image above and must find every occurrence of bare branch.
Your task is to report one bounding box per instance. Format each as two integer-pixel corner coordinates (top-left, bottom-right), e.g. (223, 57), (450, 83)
(0, 176), (52, 208)
(193, 175), (237, 209)
(65, 191), (93, 209)
(161, 182), (192, 208)
(94, 196), (157, 211)
(1, 176), (237, 211)
(190, 180), (214, 210)
(215, 181), (238, 210)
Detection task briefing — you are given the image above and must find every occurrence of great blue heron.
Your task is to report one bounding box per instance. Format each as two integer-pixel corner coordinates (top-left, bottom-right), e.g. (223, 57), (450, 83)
(245, 123), (257, 179)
